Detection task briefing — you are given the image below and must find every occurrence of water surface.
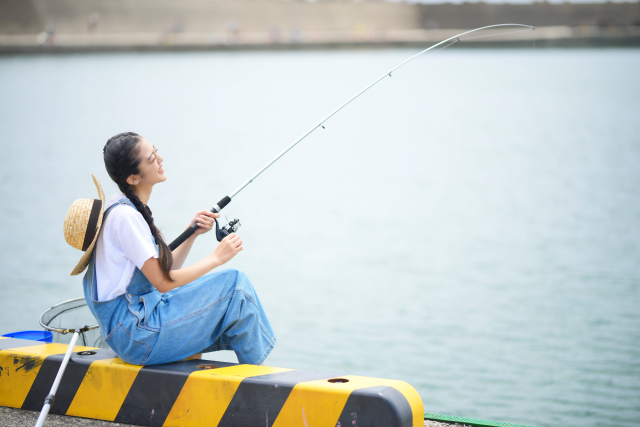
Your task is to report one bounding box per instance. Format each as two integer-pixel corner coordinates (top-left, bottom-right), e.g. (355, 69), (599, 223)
(0, 48), (638, 427)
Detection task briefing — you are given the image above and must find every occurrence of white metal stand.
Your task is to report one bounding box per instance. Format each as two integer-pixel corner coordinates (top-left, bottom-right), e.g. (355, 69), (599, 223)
(34, 330), (80, 427)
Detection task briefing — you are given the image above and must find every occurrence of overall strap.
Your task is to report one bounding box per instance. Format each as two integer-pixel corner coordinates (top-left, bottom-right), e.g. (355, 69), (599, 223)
(82, 200), (137, 330)
(86, 198), (139, 300)
(115, 198), (136, 209)
(96, 197), (159, 297)
(101, 198), (136, 222)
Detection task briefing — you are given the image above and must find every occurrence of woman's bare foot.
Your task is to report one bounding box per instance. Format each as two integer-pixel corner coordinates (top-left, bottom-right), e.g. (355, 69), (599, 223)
(186, 353), (202, 360)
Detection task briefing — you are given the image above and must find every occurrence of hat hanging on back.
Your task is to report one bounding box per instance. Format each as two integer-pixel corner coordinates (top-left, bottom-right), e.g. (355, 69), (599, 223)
(64, 174), (106, 276)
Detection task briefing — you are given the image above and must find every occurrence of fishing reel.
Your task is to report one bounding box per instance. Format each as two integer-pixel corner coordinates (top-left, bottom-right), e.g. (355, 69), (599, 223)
(215, 216), (241, 242)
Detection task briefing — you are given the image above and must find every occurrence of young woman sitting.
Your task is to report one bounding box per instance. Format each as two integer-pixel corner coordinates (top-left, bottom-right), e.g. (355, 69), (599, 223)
(64, 132), (276, 366)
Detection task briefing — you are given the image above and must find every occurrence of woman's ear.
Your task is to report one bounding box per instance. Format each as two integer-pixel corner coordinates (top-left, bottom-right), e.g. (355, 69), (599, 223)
(126, 174), (140, 186)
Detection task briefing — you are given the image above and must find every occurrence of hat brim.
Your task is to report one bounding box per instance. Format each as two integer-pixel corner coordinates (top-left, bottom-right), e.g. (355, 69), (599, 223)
(70, 174), (106, 276)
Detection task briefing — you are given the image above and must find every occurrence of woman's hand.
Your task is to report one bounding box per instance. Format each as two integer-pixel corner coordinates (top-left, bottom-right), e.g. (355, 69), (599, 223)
(142, 232), (243, 294)
(189, 210), (220, 236)
(212, 233), (243, 266)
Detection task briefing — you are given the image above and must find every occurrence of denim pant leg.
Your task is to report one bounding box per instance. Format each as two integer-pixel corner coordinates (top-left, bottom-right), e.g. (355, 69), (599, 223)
(144, 268), (276, 365)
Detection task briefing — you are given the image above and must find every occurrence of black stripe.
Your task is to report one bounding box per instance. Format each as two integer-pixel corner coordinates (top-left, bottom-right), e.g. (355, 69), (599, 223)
(219, 370), (336, 426)
(0, 337), (46, 351)
(114, 358), (236, 426)
(336, 385), (414, 427)
(82, 199), (102, 251)
(21, 348), (117, 414)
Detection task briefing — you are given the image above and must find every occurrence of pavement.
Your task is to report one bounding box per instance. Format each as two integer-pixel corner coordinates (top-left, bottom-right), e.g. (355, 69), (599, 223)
(1, 406), (468, 427)
(0, 407), (136, 427)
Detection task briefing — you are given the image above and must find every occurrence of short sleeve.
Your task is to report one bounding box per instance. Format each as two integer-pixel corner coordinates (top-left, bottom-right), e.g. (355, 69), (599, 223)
(110, 206), (159, 269)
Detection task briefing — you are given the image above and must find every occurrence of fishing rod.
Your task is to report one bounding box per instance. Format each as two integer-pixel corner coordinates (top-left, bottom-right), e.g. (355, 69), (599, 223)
(168, 23), (535, 251)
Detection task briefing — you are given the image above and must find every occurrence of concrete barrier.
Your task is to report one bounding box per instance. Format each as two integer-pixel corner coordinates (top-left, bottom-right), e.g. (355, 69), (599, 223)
(0, 336), (423, 427)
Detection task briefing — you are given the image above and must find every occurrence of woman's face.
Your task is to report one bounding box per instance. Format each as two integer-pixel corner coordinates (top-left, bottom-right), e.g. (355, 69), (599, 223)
(128, 137), (166, 188)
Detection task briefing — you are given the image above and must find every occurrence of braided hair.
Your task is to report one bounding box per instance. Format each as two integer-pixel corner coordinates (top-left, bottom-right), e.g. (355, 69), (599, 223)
(103, 132), (174, 282)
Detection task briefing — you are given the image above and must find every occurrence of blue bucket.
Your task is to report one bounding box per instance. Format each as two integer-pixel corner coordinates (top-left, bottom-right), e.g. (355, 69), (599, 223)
(2, 330), (53, 343)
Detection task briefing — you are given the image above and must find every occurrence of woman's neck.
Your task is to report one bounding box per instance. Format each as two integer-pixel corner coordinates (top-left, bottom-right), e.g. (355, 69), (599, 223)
(131, 185), (152, 205)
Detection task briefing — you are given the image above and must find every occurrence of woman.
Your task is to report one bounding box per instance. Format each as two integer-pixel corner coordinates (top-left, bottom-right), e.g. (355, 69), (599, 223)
(76, 132), (275, 366)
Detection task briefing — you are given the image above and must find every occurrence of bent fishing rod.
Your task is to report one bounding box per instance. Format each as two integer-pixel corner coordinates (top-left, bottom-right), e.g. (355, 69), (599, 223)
(168, 23), (534, 251)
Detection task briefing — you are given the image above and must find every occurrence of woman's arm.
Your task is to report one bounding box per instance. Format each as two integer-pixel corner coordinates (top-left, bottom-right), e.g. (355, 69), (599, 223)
(170, 234), (196, 270)
(142, 233), (243, 293)
(171, 210), (219, 270)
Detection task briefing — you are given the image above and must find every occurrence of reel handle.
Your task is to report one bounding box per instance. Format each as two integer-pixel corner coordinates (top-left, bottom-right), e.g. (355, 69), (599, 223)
(168, 196), (231, 251)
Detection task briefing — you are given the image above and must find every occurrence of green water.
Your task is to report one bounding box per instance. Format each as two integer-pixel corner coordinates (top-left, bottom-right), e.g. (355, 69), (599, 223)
(0, 48), (638, 427)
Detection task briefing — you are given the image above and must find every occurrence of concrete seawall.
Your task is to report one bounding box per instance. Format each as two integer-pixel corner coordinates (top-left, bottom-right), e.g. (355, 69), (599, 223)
(2, 27), (639, 53)
(1, 0), (639, 52)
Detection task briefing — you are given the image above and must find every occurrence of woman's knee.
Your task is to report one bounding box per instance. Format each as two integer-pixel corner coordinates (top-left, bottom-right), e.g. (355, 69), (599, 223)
(219, 268), (251, 288)
(216, 267), (239, 285)
(236, 271), (255, 294)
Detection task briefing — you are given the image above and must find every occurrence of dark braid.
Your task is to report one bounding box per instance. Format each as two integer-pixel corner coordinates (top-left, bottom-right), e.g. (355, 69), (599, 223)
(103, 132), (174, 282)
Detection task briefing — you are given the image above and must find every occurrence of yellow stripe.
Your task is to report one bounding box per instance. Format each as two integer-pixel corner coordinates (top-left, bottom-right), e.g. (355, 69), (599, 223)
(2, 343), (96, 355)
(0, 343), (95, 408)
(66, 358), (143, 421)
(0, 337), (7, 339)
(163, 364), (293, 427)
(272, 375), (424, 427)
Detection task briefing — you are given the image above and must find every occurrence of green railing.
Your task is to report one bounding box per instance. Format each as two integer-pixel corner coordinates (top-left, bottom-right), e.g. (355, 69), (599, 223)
(424, 413), (536, 427)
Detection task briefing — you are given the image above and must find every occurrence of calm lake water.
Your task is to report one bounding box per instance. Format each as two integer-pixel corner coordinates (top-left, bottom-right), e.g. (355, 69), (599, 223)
(0, 47), (639, 427)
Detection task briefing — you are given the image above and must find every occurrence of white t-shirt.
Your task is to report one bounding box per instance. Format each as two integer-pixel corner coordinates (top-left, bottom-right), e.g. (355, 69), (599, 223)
(95, 193), (159, 301)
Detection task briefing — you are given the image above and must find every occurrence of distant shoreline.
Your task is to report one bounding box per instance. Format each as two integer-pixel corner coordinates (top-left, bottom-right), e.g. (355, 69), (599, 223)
(2, 0), (639, 54)
(1, 26), (638, 55)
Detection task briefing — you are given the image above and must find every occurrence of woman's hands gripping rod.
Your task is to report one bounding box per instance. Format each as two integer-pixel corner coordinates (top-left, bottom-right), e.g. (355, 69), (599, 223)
(170, 210), (220, 270)
(142, 209), (243, 293)
(191, 210), (218, 236)
(191, 210), (243, 265)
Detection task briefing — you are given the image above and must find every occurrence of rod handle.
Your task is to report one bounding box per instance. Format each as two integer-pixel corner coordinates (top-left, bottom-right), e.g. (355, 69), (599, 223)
(168, 196), (232, 251)
(168, 223), (199, 251)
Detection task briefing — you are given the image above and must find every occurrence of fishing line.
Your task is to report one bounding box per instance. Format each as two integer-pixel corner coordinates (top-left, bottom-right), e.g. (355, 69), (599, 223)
(458, 28), (535, 42)
(432, 37), (460, 53)
(169, 23), (535, 251)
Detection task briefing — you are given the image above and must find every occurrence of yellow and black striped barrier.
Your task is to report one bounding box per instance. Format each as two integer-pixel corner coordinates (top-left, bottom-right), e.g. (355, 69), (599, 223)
(0, 336), (423, 426)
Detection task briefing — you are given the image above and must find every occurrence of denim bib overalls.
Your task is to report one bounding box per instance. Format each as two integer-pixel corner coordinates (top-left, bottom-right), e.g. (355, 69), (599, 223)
(83, 199), (276, 366)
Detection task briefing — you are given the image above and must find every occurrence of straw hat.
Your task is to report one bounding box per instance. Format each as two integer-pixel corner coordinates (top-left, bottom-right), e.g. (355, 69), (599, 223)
(64, 174), (106, 276)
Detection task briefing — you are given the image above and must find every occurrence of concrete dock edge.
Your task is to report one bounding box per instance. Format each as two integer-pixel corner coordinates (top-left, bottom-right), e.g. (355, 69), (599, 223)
(0, 337), (423, 427)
